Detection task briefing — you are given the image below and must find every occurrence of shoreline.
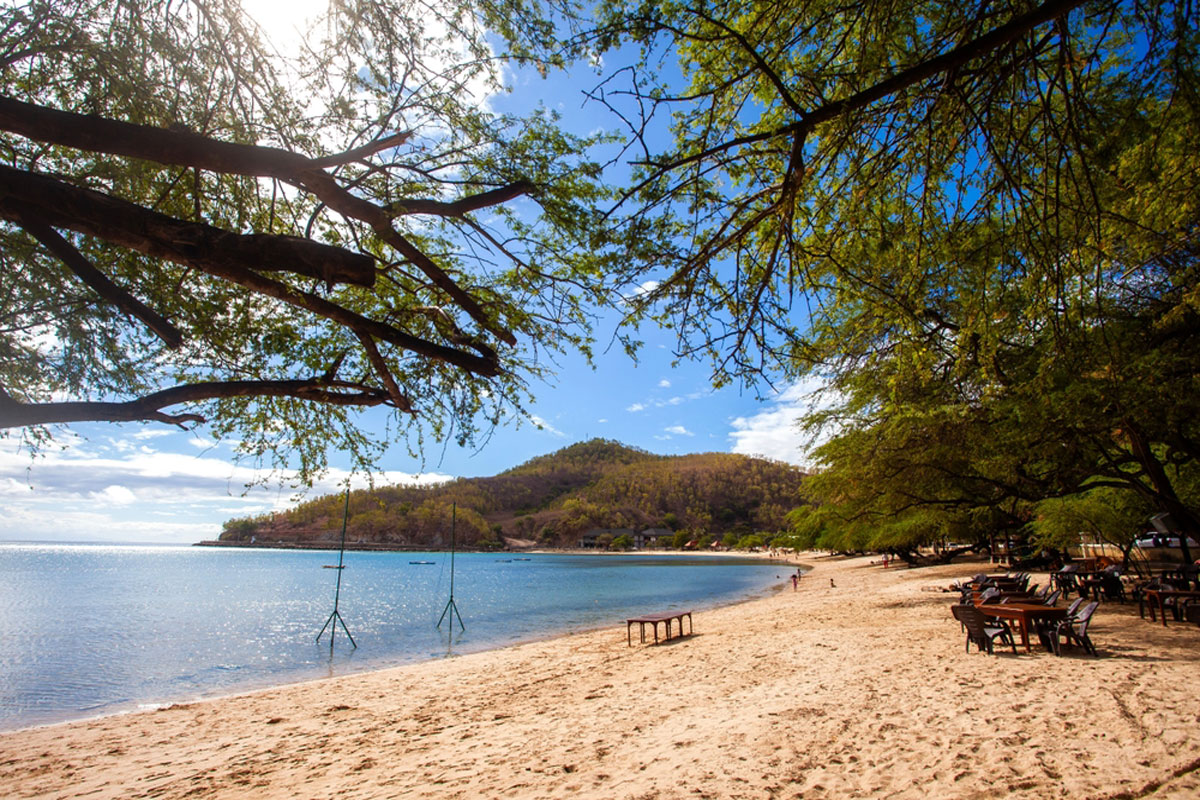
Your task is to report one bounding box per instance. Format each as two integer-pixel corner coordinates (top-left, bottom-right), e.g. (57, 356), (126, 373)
(0, 549), (800, 736)
(4, 554), (1200, 798)
(4, 558), (800, 738)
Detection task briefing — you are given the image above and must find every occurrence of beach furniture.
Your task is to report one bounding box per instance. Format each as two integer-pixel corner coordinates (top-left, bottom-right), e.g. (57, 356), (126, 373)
(1052, 565), (1083, 598)
(626, 610), (693, 646)
(1080, 565), (1126, 603)
(977, 587), (1001, 604)
(1141, 586), (1200, 626)
(977, 602), (1069, 653)
(951, 604), (1016, 655)
(1049, 600), (1099, 656)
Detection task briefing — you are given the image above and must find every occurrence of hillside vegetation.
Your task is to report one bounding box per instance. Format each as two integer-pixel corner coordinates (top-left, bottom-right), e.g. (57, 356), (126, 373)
(215, 439), (807, 549)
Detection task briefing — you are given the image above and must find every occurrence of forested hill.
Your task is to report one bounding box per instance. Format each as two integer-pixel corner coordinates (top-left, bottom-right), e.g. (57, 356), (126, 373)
(211, 439), (807, 550)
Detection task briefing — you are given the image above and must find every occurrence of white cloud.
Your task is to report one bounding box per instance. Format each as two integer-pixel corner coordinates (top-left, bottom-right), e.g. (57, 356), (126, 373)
(90, 485), (137, 506)
(529, 415), (566, 438)
(625, 388), (710, 415)
(0, 438), (453, 544)
(658, 379), (671, 388)
(664, 425), (693, 437)
(131, 429), (175, 441)
(727, 376), (841, 468)
(621, 280), (661, 305)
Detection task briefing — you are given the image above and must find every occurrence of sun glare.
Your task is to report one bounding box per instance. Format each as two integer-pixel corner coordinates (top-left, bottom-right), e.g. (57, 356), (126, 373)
(238, 0), (329, 51)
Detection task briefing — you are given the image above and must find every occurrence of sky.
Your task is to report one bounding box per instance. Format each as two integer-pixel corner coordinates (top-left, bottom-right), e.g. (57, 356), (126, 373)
(0, 1), (829, 545)
(0, 338), (827, 544)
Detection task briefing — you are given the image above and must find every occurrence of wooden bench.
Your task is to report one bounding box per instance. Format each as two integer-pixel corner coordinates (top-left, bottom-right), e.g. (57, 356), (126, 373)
(626, 610), (693, 645)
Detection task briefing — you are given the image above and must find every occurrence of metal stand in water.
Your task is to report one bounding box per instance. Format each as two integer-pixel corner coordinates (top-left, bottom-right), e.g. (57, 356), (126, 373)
(437, 503), (465, 631)
(316, 485), (357, 649)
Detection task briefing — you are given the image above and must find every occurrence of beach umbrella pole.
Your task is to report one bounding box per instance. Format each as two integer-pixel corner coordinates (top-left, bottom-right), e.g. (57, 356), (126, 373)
(317, 484), (357, 649)
(437, 503), (465, 631)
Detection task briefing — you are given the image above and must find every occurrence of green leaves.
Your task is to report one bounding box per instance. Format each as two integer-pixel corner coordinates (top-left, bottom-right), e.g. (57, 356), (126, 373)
(0, 0), (651, 484)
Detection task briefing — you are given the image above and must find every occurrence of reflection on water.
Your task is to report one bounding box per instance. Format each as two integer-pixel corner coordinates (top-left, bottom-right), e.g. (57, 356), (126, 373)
(0, 543), (784, 730)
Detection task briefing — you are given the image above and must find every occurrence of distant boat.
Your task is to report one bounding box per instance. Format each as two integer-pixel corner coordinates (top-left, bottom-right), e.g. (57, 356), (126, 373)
(513, 558), (532, 561)
(409, 560), (435, 565)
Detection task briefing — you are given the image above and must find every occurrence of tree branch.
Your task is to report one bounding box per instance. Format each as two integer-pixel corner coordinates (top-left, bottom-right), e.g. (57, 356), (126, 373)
(386, 180), (537, 217)
(0, 96), (518, 345)
(308, 131), (413, 169)
(0, 378), (393, 429)
(0, 165), (501, 376)
(354, 330), (415, 414)
(630, 0), (1087, 184)
(19, 220), (184, 349)
(0, 164), (376, 287)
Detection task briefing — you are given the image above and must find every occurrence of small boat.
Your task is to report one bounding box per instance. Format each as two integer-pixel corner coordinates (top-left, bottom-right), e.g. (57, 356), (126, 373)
(409, 560), (435, 565)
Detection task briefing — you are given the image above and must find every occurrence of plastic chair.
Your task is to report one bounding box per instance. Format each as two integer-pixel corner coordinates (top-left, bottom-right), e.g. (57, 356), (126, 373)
(1053, 601), (1099, 656)
(951, 604), (1017, 655)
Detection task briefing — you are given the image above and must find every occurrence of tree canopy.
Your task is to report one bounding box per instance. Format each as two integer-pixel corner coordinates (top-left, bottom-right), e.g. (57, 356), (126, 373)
(575, 0), (1200, 542)
(4, 0), (1198, 542)
(0, 0), (623, 480)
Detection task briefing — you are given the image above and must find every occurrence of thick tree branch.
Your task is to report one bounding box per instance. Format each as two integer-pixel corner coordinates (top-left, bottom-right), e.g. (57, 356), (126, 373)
(0, 95), (351, 182)
(0, 96), (518, 345)
(0, 166), (501, 376)
(19, 220), (184, 349)
(354, 330), (415, 414)
(0, 378), (393, 429)
(0, 165), (376, 287)
(308, 131), (413, 169)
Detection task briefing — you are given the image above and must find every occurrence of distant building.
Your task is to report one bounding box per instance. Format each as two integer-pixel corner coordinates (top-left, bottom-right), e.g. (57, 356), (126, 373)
(638, 528), (673, 549)
(579, 528), (636, 548)
(579, 527), (675, 549)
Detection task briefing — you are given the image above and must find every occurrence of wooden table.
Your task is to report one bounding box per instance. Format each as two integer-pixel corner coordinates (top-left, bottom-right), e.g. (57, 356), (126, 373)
(626, 610), (693, 645)
(977, 603), (1068, 652)
(971, 590), (1037, 603)
(966, 577), (1024, 589)
(1142, 589), (1200, 626)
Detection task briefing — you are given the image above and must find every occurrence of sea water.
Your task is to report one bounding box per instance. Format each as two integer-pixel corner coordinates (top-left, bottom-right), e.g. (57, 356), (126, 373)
(0, 543), (788, 730)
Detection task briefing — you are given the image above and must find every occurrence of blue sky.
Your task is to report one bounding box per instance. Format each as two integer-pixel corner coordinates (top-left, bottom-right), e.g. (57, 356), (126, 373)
(0, 1), (826, 544)
(0, 334), (822, 543)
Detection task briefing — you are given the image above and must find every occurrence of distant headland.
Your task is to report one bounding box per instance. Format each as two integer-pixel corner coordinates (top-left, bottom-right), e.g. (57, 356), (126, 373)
(202, 439), (807, 553)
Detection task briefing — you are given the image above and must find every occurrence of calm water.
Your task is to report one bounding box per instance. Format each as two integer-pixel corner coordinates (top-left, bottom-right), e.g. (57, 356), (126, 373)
(0, 543), (788, 730)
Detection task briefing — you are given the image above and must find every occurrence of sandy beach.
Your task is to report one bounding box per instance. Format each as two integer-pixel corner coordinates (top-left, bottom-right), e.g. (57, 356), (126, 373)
(3, 554), (1199, 799)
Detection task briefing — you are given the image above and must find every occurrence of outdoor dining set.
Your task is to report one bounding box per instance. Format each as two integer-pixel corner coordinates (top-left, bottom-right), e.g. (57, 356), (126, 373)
(950, 572), (1096, 656)
(949, 560), (1200, 657)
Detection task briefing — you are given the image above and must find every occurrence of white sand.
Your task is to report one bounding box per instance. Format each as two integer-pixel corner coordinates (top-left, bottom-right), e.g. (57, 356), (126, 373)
(3, 554), (1200, 799)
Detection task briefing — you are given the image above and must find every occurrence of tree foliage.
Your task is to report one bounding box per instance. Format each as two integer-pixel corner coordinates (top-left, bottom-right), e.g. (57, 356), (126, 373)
(0, 0), (624, 480)
(1030, 487), (1156, 568)
(574, 0), (1200, 542)
(218, 438), (806, 547)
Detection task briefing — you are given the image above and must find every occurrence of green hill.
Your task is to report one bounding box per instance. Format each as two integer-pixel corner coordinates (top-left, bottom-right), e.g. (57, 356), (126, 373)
(211, 439), (807, 550)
